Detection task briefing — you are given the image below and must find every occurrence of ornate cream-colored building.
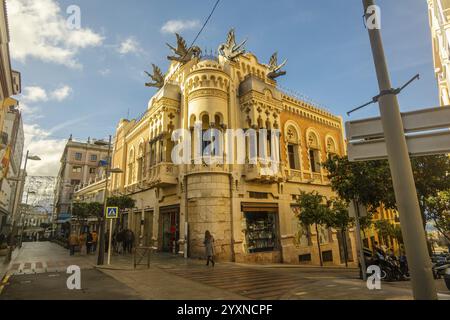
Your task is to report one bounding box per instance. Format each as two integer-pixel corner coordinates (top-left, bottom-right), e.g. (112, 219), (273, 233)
(103, 31), (357, 266)
(428, 0), (450, 105)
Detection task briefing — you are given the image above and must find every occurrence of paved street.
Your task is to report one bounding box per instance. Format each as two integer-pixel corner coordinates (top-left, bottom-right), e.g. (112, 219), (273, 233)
(0, 242), (141, 300)
(1, 241), (449, 300)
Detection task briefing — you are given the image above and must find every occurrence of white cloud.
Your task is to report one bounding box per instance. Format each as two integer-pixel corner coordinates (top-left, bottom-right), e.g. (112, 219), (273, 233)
(117, 37), (141, 55)
(23, 124), (66, 176)
(22, 85), (72, 103)
(19, 102), (43, 121)
(99, 68), (111, 76)
(7, 0), (104, 68)
(50, 85), (72, 101)
(22, 86), (48, 102)
(161, 19), (200, 34)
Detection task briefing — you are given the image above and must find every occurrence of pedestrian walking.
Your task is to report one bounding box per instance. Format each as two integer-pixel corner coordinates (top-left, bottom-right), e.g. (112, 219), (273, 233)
(105, 230), (109, 253)
(91, 230), (98, 253)
(86, 231), (93, 254)
(204, 230), (215, 267)
(116, 229), (124, 254)
(68, 232), (79, 256)
(78, 232), (87, 255)
(124, 229), (135, 254)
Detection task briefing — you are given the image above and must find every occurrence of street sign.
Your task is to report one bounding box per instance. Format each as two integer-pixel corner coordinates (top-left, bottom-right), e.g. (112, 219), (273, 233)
(105, 207), (118, 219)
(346, 106), (450, 161)
(348, 201), (368, 218)
(348, 130), (450, 161)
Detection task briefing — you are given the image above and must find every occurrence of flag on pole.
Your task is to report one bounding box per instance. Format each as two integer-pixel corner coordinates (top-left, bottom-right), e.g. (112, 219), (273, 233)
(0, 145), (12, 179)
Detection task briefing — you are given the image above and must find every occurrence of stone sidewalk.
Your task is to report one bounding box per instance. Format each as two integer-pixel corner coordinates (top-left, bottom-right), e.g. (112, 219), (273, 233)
(5, 242), (448, 300)
(95, 252), (450, 300)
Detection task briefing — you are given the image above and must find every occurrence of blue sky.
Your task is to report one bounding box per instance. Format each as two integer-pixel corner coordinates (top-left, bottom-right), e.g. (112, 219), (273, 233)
(7, 0), (437, 175)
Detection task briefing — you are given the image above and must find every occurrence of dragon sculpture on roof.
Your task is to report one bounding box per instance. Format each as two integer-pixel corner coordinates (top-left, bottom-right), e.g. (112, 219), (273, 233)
(266, 52), (287, 80)
(218, 28), (247, 61)
(166, 33), (202, 64)
(144, 64), (165, 89)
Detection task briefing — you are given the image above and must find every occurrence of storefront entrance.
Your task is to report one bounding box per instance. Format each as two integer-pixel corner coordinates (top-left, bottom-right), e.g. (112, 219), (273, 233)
(159, 205), (180, 253)
(244, 212), (278, 253)
(241, 203), (281, 262)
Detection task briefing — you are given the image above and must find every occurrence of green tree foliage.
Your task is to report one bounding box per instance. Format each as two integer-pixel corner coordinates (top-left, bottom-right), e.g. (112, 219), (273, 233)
(323, 155), (450, 230)
(296, 191), (330, 267)
(324, 199), (355, 267)
(322, 156), (395, 211)
(72, 202), (89, 220)
(373, 219), (393, 246)
(86, 202), (104, 217)
(425, 190), (450, 242)
(107, 195), (136, 211)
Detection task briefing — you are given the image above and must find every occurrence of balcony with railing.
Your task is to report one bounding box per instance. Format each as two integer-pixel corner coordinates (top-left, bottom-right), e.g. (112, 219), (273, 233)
(244, 159), (283, 183)
(145, 162), (178, 187)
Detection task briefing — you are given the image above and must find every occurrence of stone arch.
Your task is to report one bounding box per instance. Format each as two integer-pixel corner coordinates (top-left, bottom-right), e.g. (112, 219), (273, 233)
(284, 120), (302, 171)
(128, 147), (135, 163)
(306, 128), (322, 174)
(306, 128), (320, 149)
(200, 112), (210, 130)
(189, 114), (197, 128)
(214, 112), (224, 127)
(325, 135), (338, 155)
(284, 120), (301, 144)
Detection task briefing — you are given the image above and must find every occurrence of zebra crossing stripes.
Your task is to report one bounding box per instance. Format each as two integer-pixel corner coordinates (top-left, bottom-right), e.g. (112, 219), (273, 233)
(166, 266), (304, 300)
(9, 260), (93, 275)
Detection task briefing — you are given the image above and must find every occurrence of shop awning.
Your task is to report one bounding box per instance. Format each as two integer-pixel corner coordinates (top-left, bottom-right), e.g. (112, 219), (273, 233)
(55, 218), (71, 224)
(241, 202), (278, 212)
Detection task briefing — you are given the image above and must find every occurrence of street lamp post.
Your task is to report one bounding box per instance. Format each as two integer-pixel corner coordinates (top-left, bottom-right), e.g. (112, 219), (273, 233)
(95, 136), (124, 265)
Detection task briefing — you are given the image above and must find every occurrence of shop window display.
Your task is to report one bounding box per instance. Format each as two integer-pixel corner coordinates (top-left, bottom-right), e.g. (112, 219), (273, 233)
(245, 212), (278, 253)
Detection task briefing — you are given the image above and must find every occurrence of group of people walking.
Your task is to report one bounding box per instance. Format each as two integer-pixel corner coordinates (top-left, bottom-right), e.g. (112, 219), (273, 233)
(68, 230), (98, 256)
(67, 228), (216, 267)
(107, 228), (135, 255)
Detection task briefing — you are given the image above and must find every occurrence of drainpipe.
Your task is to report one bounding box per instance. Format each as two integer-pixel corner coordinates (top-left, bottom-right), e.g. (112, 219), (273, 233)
(184, 174), (188, 259)
(229, 174), (236, 262)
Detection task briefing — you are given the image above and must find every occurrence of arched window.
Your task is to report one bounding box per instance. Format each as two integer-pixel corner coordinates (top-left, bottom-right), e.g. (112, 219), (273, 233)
(307, 131), (321, 173)
(214, 113), (222, 127)
(201, 113), (211, 157)
(128, 149), (135, 184)
(137, 142), (145, 181)
(286, 125), (300, 170)
(326, 137), (337, 159)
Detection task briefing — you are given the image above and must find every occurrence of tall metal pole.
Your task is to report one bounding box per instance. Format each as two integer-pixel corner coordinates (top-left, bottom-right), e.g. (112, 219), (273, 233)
(362, 0), (437, 299)
(19, 188), (31, 248)
(97, 135), (112, 265)
(353, 200), (367, 281)
(107, 218), (113, 265)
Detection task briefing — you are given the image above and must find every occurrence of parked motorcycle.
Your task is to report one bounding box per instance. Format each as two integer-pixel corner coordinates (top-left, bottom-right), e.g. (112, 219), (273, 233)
(431, 253), (450, 279)
(361, 250), (409, 282)
(444, 267), (450, 291)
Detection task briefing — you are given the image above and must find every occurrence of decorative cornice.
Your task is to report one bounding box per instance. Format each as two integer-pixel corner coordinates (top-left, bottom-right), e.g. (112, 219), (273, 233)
(188, 88), (228, 101)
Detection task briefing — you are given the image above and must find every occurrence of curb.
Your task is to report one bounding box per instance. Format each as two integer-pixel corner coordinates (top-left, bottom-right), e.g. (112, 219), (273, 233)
(228, 262), (359, 271)
(94, 265), (135, 271)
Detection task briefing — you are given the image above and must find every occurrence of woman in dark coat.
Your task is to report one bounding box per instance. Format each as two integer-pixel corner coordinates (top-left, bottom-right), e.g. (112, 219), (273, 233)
(204, 230), (215, 267)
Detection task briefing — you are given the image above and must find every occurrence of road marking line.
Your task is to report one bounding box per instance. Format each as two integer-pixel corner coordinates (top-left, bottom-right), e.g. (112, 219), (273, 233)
(2, 274), (10, 284)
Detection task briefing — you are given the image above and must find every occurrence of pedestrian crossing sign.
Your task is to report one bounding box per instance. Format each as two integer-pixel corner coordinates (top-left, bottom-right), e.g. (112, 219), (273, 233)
(106, 207), (119, 219)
